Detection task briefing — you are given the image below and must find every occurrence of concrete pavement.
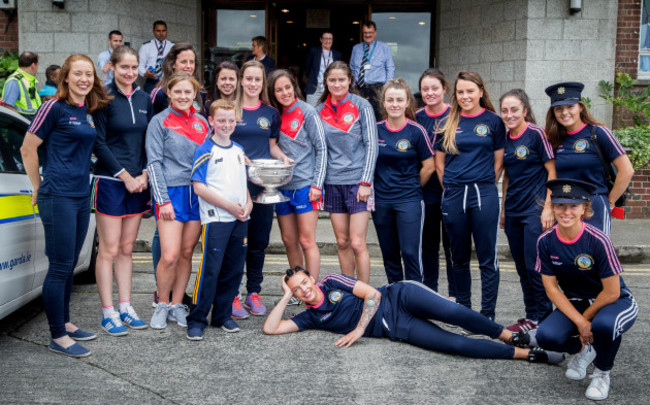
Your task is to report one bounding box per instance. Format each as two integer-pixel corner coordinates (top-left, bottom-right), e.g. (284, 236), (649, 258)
(1, 254), (649, 404)
(134, 215), (650, 263)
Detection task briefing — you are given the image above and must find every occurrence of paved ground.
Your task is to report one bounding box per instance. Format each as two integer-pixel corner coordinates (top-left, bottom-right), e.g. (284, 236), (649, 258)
(1, 253), (648, 404)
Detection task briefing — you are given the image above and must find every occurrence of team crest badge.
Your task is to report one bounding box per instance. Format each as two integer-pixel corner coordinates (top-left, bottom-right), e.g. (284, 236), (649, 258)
(290, 119), (300, 130)
(562, 184), (571, 193)
(557, 87), (566, 95)
(573, 139), (588, 152)
(257, 117), (270, 129)
(343, 112), (354, 124)
(329, 290), (343, 303)
(515, 145), (529, 160)
(86, 114), (95, 128)
(474, 124), (488, 137)
(193, 122), (204, 133)
(243, 237), (248, 246)
(193, 101), (201, 111)
(396, 139), (411, 151)
(574, 254), (594, 270)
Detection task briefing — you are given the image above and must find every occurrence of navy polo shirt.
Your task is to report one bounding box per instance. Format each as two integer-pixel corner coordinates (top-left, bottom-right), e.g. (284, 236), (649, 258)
(435, 109), (505, 187)
(503, 123), (554, 216)
(28, 99), (97, 197)
(231, 101), (280, 160)
(555, 124), (626, 195)
(416, 105), (449, 204)
(535, 223), (628, 300)
(374, 120), (433, 203)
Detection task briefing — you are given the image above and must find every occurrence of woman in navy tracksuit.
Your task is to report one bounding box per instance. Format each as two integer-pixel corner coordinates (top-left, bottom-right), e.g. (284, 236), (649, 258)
(536, 179), (637, 401)
(415, 68), (454, 296)
(92, 46), (153, 336)
(544, 82), (634, 235)
(373, 78), (435, 284)
(20, 54), (111, 357)
(435, 71), (504, 320)
(499, 89), (554, 333)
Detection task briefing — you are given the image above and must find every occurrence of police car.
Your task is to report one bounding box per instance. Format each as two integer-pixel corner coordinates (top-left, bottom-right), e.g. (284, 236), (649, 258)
(0, 105), (97, 320)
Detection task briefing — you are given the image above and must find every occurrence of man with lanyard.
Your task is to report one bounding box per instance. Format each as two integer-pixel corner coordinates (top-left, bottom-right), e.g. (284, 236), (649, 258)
(350, 21), (395, 120)
(304, 31), (341, 106)
(2, 52), (42, 122)
(97, 30), (124, 87)
(138, 21), (174, 93)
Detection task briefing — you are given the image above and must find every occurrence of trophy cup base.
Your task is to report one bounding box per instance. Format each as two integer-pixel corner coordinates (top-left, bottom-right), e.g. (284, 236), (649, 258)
(254, 190), (289, 204)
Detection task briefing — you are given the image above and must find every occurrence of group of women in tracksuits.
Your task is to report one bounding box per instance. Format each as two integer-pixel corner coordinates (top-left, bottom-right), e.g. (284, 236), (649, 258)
(22, 38), (637, 400)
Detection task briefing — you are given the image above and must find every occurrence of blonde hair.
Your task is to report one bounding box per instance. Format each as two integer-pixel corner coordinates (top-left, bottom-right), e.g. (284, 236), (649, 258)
(379, 78), (416, 121)
(235, 60), (269, 121)
(441, 71), (495, 155)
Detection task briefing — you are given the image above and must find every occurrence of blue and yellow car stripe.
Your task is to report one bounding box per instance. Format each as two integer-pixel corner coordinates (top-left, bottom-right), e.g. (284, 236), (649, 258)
(0, 194), (37, 224)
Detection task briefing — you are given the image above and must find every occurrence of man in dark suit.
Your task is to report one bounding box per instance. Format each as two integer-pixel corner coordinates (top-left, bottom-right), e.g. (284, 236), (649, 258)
(304, 32), (342, 106)
(249, 36), (276, 76)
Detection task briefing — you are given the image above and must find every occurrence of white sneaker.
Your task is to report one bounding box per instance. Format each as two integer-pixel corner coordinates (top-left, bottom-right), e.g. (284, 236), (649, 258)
(565, 344), (597, 380)
(585, 369), (610, 401)
(150, 302), (170, 330)
(168, 303), (188, 328)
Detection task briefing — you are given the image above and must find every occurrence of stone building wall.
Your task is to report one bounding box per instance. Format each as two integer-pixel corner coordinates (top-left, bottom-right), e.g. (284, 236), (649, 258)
(17, 0), (201, 84)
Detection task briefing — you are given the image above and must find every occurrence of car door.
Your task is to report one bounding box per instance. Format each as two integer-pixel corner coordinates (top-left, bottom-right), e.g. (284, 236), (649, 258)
(0, 109), (37, 313)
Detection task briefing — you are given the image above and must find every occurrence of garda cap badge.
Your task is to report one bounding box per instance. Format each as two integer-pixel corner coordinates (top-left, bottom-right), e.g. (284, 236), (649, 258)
(562, 184), (571, 193)
(557, 87), (566, 95)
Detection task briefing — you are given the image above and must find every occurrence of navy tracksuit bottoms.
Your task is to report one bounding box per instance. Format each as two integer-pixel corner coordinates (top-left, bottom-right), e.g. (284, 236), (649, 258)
(504, 213), (552, 322)
(188, 220), (248, 330)
(422, 202), (454, 295)
(536, 294), (637, 371)
(441, 182), (500, 319)
(372, 200), (424, 284)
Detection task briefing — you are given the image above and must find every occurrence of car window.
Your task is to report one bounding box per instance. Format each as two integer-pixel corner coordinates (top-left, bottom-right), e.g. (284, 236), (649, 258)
(0, 114), (28, 173)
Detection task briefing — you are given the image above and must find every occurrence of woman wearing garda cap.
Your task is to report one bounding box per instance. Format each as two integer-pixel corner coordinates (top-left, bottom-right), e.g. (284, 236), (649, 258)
(544, 82), (634, 235)
(535, 178), (637, 401)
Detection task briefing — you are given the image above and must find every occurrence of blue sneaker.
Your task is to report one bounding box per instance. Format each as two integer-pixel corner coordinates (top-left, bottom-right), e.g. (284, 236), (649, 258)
(101, 312), (128, 336)
(67, 328), (97, 341)
(220, 318), (240, 333)
(48, 340), (91, 358)
(244, 293), (267, 316)
(120, 306), (148, 330)
(186, 327), (204, 341)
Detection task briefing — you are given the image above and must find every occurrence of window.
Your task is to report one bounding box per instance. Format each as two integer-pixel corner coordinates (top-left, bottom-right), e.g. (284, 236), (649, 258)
(639, 1), (650, 78)
(0, 114), (28, 173)
(372, 12), (431, 91)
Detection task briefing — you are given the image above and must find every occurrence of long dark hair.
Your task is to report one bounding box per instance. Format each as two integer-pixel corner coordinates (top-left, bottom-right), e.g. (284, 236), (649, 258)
(499, 88), (536, 124)
(209, 61), (239, 102)
(418, 68), (449, 93)
(317, 61), (358, 104)
(545, 101), (605, 149)
(267, 69), (304, 114)
(378, 78), (416, 121)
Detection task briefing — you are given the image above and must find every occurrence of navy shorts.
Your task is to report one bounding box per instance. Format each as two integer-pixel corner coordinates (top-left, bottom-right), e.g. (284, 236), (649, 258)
(275, 185), (322, 216)
(323, 184), (368, 214)
(92, 177), (150, 218)
(154, 185), (200, 222)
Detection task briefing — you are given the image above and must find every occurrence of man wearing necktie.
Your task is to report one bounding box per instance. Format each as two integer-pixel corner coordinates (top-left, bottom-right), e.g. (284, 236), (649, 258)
(138, 20), (174, 93)
(350, 21), (395, 120)
(304, 32), (342, 106)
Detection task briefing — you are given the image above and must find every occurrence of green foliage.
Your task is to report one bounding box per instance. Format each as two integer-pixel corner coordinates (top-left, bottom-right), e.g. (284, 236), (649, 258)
(598, 72), (650, 126)
(581, 96), (592, 109)
(0, 51), (19, 91)
(614, 125), (650, 169)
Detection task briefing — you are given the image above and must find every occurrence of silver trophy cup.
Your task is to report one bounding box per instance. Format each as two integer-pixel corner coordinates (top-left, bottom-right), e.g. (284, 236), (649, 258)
(248, 159), (295, 204)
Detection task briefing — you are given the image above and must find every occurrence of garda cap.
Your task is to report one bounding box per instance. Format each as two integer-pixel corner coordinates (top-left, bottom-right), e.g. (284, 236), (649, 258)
(544, 81), (584, 107)
(547, 178), (597, 204)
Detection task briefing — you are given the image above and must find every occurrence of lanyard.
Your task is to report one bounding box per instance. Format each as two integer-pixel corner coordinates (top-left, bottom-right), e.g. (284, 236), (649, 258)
(363, 41), (377, 61)
(321, 50), (332, 68)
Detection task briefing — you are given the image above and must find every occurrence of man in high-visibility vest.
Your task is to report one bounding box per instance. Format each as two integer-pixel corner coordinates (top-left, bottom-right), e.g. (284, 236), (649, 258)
(2, 52), (42, 121)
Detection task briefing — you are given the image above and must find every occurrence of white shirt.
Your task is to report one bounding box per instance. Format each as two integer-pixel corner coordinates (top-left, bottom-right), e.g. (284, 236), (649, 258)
(138, 39), (174, 77)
